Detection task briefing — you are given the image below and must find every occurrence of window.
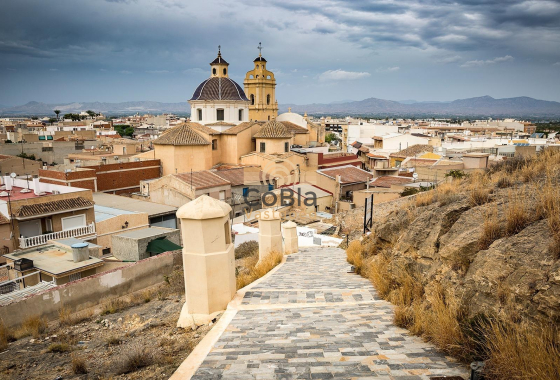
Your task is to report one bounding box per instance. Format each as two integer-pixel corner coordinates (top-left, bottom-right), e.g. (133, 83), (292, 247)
(223, 68), (227, 75)
(285, 142), (289, 152)
(242, 187), (249, 196)
(212, 139), (218, 150)
(61, 214), (86, 230)
(217, 109), (224, 121)
(267, 94), (270, 105)
(238, 109), (243, 121)
(197, 109), (202, 121)
(212, 68), (216, 75)
(250, 94), (255, 105)
(260, 142), (266, 152)
(219, 190), (225, 201)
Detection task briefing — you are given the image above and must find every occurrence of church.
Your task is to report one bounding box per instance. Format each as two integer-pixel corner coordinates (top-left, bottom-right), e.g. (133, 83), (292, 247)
(148, 45), (326, 178)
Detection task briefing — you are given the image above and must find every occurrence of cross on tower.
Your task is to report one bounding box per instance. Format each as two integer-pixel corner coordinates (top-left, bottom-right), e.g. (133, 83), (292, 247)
(258, 42), (262, 56)
(218, 45), (221, 55)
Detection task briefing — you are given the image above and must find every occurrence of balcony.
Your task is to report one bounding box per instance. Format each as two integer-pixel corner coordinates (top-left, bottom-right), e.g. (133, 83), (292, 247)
(19, 223), (96, 249)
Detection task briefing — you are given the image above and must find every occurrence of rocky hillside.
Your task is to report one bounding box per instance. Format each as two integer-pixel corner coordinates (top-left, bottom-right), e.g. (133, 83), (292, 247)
(346, 149), (560, 379)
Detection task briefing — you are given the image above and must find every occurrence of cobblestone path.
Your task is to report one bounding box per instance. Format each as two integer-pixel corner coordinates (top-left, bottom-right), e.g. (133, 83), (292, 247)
(190, 247), (469, 380)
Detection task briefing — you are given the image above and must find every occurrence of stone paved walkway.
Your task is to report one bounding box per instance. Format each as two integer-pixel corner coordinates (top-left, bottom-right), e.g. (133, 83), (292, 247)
(189, 247), (468, 380)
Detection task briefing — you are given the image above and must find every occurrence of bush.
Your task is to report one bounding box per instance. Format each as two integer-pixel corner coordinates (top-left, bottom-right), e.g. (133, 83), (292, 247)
(71, 355), (87, 374)
(15, 316), (48, 339)
(234, 240), (259, 259)
(117, 346), (157, 374)
(479, 208), (502, 250)
(106, 335), (122, 346)
(47, 343), (70, 353)
(346, 240), (364, 273)
(0, 321), (13, 350)
(236, 250), (283, 290)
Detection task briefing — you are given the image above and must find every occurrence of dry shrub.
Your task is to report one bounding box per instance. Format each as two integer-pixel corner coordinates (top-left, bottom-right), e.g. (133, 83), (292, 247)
(101, 298), (125, 315)
(47, 342), (71, 353)
(362, 253), (392, 298)
(346, 240), (364, 273)
(495, 175), (512, 189)
(415, 191), (435, 207)
(479, 207), (502, 250)
(106, 335), (122, 346)
(236, 250), (283, 290)
(469, 187), (491, 207)
(117, 346), (157, 374)
(505, 192), (531, 235)
(484, 321), (560, 380)
(538, 179), (560, 257)
(437, 182), (462, 206)
(15, 316), (48, 339)
(234, 240), (259, 259)
(71, 355), (88, 374)
(387, 264), (424, 307)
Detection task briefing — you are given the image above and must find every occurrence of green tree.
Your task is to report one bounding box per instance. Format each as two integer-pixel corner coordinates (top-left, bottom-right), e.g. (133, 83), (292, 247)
(48, 117), (57, 124)
(86, 110), (97, 118)
(54, 109), (60, 120)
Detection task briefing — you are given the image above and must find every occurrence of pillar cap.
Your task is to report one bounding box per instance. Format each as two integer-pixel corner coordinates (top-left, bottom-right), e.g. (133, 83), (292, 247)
(282, 221), (297, 228)
(177, 195), (232, 220)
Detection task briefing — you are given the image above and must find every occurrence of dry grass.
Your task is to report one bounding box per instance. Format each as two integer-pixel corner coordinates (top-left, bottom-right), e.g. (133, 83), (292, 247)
(117, 345), (158, 374)
(235, 240), (259, 259)
(14, 316), (48, 339)
(415, 191), (435, 207)
(106, 335), (122, 346)
(468, 187), (491, 207)
(436, 181), (462, 206)
(361, 253), (392, 298)
(71, 355), (88, 374)
(346, 240), (364, 273)
(100, 298), (126, 316)
(47, 342), (71, 353)
(483, 321), (560, 380)
(505, 192), (531, 235)
(236, 250), (283, 290)
(479, 207), (502, 250)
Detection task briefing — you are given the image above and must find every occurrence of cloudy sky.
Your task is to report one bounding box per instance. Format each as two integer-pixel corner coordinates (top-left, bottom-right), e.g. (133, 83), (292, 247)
(1, 0), (560, 106)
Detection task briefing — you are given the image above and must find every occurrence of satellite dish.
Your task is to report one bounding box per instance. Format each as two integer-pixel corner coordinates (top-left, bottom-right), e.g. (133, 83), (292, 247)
(10, 173), (16, 178)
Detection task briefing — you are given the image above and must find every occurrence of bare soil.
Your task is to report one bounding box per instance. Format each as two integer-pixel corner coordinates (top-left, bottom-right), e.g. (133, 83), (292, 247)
(0, 284), (215, 379)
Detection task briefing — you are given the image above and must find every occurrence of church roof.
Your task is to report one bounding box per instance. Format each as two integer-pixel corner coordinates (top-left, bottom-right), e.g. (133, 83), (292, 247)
(190, 77), (249, 102)
(153, 123), (210, 146)
(254, 56), (267, 62)
(220, 122), (262, 135)
(211, 53), (229, 65)
(279, 121), (309, 134)
(190, 123), (221, 135)
(254, 120), (293, 139)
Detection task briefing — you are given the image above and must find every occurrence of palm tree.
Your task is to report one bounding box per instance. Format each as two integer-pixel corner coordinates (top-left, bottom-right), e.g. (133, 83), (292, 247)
(54, 109), (60, 120)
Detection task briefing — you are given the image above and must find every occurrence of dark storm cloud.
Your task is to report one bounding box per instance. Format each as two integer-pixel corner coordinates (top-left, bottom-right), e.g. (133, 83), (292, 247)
(0, 0), (559, 104)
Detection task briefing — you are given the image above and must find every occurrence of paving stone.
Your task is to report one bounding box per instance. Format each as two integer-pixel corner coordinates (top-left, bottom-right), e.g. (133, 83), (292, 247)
(191, 247), (469, 380)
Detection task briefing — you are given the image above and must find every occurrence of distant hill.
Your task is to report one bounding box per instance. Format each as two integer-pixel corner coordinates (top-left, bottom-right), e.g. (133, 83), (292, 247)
(2, 96), (560, 118)
(281, 96), (560, 118)
(0, 101), (191, 116)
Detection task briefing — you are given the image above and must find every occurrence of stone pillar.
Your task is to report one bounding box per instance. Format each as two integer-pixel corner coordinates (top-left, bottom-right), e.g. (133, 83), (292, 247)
(282, 221), (298, 254)
(258, 208), (282, 261)
(176, 195), (236, 328)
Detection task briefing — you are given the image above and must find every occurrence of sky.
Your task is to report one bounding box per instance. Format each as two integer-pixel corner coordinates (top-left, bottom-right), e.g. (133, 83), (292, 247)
(1, 0), (560, 106)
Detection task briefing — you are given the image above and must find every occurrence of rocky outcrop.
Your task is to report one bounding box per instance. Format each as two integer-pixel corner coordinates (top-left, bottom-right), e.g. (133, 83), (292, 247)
(367, 187), (560, 323)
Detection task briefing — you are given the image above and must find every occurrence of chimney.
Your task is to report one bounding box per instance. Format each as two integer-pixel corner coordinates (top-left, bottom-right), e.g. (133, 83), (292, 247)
(3, 176), (12, 191)
(71, 243), (89, 263)
(33, 176), (41, 195)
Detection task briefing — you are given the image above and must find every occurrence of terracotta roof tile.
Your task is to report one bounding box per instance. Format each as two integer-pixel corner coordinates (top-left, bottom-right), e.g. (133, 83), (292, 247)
(253, 120), (293, 139)
(211, 167), (270, 186)
(279, 121), (309, 134)
(174, 170), (230, 190)
(153, 123), (210, 146)
(370, 176), (414, 188)
(317, 165), (373, 184)
(15, 197), (94, 218)
(190, 123), (222, 135)
(220, 122), (262, 135)
(0, 212), (8, 225)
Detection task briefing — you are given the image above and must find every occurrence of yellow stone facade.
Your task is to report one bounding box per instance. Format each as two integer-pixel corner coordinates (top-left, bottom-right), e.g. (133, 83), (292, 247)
(244, 52), (278, 122)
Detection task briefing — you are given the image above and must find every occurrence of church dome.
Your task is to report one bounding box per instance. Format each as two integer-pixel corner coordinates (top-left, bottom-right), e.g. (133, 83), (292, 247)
(190, 77), (249, 102)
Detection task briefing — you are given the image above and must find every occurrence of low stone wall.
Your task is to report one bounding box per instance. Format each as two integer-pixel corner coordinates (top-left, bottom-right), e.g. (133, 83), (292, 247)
(0, 250), (182, 329)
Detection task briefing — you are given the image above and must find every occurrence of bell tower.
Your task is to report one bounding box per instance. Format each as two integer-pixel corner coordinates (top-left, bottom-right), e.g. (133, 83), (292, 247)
(210, 45), (229, 78)
(244, 42), (279, 122)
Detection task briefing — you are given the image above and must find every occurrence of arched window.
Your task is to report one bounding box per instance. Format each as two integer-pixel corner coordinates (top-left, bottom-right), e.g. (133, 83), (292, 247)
(250, 75), (254, 79)
(250, 94), (255, 105)
(267, 75), (271, 79)
(267, 94), (270, 105)
(212, 68), (216, 75)
(223, 68), (227, 75)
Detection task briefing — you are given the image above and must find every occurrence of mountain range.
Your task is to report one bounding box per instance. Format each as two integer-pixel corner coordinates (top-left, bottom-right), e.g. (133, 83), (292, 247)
(1, 96), (560, 118)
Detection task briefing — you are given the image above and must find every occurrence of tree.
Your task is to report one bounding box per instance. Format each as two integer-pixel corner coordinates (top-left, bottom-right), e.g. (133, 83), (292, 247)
(54, 109), (60, 120)
(48, 117), (57, 124)
(86, 110), (97, 118)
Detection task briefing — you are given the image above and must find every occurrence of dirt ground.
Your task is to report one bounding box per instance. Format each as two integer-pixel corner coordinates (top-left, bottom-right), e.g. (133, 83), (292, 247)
(0, 270), (216, 380)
